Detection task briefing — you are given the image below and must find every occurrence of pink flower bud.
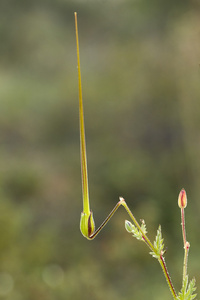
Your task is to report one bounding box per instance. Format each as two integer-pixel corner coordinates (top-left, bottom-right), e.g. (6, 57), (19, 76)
(178, 189), (187, 209)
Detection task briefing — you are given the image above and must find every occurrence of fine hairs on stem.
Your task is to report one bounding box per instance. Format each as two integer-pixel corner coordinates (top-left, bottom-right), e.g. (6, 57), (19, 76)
(74, 12), (197, 300)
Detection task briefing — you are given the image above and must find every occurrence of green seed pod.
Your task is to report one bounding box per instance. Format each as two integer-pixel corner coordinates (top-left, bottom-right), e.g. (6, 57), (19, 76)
(80, 211), (95, 239)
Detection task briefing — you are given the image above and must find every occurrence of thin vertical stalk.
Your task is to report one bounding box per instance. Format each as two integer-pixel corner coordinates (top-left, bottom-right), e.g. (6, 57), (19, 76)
(75, 12), (90, 215)
(181, 207), (190, 284)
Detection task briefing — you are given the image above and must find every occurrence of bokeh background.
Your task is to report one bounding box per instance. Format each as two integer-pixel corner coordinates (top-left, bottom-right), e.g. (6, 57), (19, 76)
(0, 0), (200, 299)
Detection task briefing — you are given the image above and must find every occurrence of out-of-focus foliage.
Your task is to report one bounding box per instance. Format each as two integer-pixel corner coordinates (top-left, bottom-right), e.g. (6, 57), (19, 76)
(0, 0), (200, 299)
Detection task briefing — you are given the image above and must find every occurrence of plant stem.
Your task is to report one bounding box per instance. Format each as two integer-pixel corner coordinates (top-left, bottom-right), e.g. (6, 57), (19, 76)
(183, 242), (189, 283)
(122, 199), (177, 299)
(158, 256), (177, 299)
(120, 198), (155, 252)
(181, 207), (190, 284)
(181, 208), (186, 246)
(89, 198), (177, 299)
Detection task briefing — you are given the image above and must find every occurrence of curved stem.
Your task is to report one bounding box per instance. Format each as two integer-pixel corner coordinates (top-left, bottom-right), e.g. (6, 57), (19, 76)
(89, 198), (155, 253)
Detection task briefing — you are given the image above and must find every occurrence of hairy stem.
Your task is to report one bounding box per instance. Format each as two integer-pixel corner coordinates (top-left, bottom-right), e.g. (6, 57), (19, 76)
(159, 256), (177, 299)
(181, 207), (190, 284)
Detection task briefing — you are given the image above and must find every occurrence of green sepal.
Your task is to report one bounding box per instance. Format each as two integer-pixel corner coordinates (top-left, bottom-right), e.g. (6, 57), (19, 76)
(125, 220), (134, 233)
(125, 220), (147, 241)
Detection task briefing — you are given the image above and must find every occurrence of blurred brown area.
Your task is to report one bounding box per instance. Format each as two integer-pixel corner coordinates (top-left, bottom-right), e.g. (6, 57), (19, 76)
(0, 0), (200, 299)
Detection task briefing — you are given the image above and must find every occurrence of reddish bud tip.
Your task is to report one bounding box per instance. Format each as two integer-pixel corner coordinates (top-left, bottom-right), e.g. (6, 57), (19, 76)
(178, 189), (187, 209)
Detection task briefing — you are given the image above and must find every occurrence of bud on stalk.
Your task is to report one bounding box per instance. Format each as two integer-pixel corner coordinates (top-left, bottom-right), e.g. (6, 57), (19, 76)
(178, 189), (187, 209)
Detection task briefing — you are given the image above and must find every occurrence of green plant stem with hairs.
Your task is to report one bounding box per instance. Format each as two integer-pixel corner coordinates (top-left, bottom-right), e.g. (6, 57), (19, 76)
(74, 12), (197, 300)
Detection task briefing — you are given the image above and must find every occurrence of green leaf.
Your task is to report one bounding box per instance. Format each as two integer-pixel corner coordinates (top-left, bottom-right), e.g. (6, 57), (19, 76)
(140, 219), (147, 236)
(176, 276), (197, 300)
(150, 225), (165, 259)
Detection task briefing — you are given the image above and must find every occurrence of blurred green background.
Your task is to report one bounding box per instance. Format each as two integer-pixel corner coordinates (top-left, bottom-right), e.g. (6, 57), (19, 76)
(0, 0), (200, 299)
